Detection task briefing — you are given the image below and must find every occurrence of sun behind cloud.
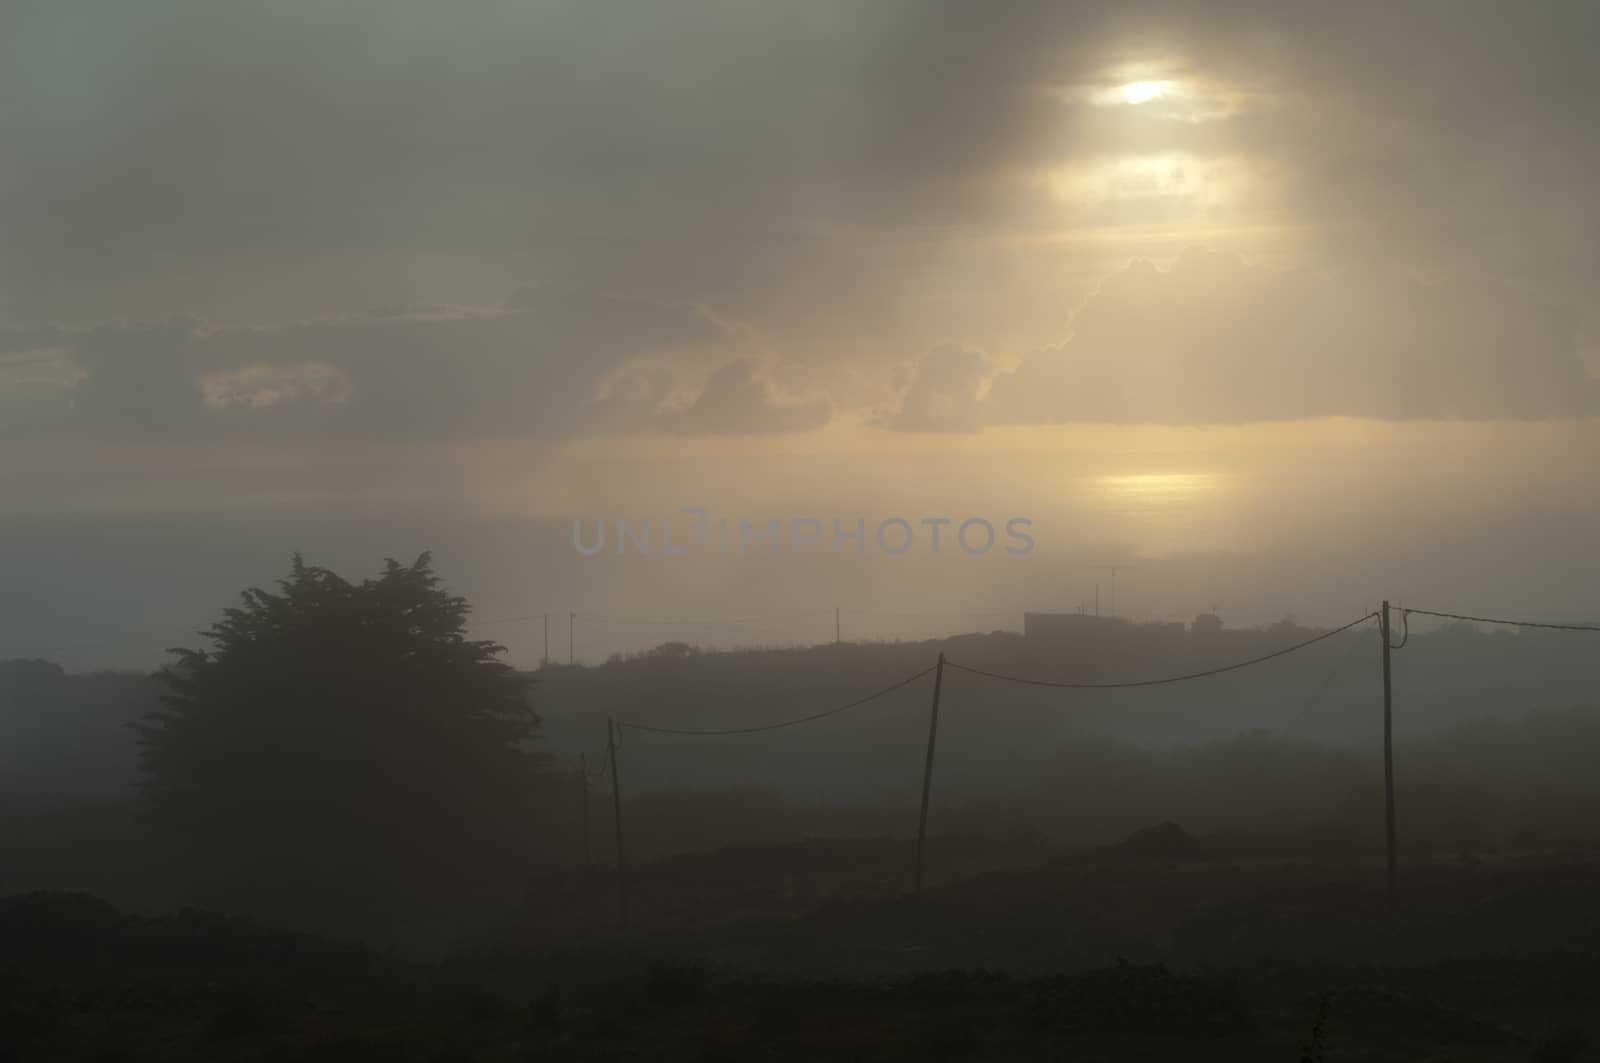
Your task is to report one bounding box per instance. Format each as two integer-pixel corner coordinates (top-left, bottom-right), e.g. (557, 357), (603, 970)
(1118, 79), (1171, 105)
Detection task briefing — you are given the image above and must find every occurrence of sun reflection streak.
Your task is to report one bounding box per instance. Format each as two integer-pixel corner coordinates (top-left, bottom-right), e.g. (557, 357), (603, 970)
(1092, 471), (1227, 502)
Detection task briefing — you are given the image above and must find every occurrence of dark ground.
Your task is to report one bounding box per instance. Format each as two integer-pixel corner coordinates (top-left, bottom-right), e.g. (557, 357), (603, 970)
(4, 824), (1598, 1061)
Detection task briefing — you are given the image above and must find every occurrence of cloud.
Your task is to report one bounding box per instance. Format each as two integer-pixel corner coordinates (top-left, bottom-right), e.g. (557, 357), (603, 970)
(872, 343), (991, 432)
(656, 358), (833, 436)
(0, 296), (839, 440)
(4, 1), (1599, 433)
(199, 363), (349, 410)
(979, 249), (1597, 424)
(0, 348), (83, 437)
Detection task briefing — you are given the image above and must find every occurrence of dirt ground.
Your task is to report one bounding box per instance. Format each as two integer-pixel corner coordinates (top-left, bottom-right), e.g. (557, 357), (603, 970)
(6, 823), (1598, 1061)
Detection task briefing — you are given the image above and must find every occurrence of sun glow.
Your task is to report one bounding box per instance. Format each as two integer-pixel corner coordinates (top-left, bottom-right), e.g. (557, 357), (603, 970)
(1093, 472), (1224, 502)
(1078, 71), (1247, 123)
(1118, 79), (1171, 105)
(1044, 152), (1265, 212)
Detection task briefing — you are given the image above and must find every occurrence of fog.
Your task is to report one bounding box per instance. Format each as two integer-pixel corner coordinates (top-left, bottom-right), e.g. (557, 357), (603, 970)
(4, 417), (1596, 671)
(5, 2), (1598, 667)
(3, 3), (1599, 1053)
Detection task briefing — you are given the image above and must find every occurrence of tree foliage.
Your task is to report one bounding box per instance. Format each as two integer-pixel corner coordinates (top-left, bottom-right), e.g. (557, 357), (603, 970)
(136, 553), (545, 924)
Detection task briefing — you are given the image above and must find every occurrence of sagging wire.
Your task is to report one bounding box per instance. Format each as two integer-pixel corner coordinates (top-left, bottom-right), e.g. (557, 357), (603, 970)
(944, 612), (1380, 690)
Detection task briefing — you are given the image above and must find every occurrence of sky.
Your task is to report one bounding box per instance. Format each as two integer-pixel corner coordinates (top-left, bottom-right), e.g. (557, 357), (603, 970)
(2, 0), (1598, 670)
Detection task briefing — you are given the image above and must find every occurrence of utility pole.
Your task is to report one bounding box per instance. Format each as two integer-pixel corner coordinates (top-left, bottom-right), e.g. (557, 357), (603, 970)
(543, 613), (549, 667)
(579, 753), (592, 870)
(835, 607), (841, 645)
(569, 612), (576, 666)
(914, 652), (946, 895)
(1380, 600), (1397, 899)
(607, 717), (628, 928)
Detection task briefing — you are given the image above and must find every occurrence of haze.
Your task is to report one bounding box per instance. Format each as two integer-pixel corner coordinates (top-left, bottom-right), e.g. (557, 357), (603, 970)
(3, 1), (1597, 670)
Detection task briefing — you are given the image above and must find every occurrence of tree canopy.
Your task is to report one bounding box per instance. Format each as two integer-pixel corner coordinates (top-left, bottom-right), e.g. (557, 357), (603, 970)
(136, 553), (547, 932)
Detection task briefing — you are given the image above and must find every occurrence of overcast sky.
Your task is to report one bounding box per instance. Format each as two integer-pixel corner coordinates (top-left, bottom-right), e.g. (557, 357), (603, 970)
(2, 1), (1597, 669)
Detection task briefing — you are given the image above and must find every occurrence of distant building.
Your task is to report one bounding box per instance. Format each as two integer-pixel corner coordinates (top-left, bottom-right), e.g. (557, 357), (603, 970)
(1190, 612), (1224, 636)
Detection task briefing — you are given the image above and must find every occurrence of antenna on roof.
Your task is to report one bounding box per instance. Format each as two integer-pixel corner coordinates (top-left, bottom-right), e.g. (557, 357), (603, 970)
(1093, 564), (1139, 617)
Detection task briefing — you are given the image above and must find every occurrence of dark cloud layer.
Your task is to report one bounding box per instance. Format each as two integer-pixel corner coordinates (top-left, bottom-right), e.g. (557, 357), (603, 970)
(6, 2), (1595, 298)
(0, 293), (840, 441)
(2, 0), (1598, 433)
(0, 295), (725, 440)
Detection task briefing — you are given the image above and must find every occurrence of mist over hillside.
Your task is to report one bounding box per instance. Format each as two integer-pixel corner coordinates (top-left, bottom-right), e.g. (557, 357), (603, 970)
(5, 612), (1597, 949)
(7, 613), (1595, 809)
(5, 1), (1600, 1054)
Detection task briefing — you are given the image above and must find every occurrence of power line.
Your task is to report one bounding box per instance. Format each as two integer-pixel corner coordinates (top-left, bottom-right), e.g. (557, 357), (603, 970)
(1387, 606), (1410, 650)
(1402, 608), (1600, 633)
(943, 612), (1379, 690)
(615, 663), (936, 736)
(1278, 620), (1376, 734)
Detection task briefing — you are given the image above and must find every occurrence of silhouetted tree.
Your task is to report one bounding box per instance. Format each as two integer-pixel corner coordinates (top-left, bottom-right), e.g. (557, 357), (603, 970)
(136, 553), (547, 933)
